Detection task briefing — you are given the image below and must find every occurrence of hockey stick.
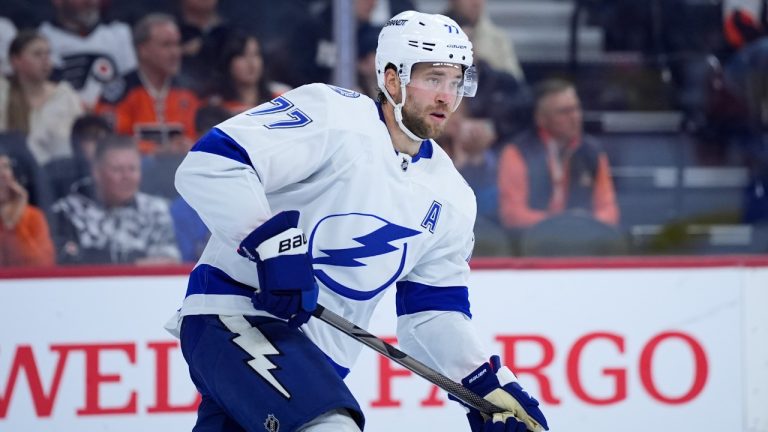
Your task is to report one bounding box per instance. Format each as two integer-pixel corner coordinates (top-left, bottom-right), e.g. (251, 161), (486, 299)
(311, 303), (505, 415)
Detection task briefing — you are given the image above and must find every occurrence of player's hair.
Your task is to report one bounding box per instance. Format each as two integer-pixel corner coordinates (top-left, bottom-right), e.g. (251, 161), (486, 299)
(133, 13), (177, 47)
(93, 135), (139, 163)
(532, 78), (576, 110)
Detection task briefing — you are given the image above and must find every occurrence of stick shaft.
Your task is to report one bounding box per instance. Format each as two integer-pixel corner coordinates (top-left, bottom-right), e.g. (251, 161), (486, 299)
(312, 304), (504, 414)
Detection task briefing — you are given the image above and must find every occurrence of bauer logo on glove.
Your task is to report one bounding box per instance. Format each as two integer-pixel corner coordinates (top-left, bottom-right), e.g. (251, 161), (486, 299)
(278, 233), (307, 253)
(238, 211), (318, 327)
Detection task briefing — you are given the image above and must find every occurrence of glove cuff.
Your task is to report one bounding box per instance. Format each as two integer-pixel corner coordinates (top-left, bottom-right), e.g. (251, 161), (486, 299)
(495, 365), (518, 387)
(238, 210), (301, 260)
(461, 361), (500, 398)
(255, 228), (307, 259)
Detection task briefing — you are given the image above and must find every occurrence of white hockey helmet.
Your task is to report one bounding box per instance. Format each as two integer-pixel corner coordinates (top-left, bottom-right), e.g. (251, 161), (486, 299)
(375, 10), (477, 140)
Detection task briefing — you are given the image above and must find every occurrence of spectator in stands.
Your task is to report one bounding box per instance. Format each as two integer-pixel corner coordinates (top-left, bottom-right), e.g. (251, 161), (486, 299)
(464, 59), (532, 146)
(296, 0), (414, 85)
(1, 30), (83, 166)
(45, 114), (112, 202)
(443, 105), (499, 223)
(39, 0), (137, 109)
(97, 13), (200, 155)
(441, 106), (510, 255)
(205, 31), (289, 114)
(176, 0), (232, 94)
(444, 0), (525, 82)
(0, 151), (54, 267)
(0, 131), (54, 216)
(498, 79), (619, 231)
(52, 135), (180, 265)
(722, 0), (768, 134)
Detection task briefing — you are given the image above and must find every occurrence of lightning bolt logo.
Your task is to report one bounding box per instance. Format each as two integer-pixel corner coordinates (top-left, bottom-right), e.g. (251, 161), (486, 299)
(309, 215), (422, 300)
(313, 222), (421, 267)
(219, 315), (290, 399)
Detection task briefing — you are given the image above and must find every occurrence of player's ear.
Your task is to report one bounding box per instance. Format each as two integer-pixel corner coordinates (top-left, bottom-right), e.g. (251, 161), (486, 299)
(384, 67), (402, 103)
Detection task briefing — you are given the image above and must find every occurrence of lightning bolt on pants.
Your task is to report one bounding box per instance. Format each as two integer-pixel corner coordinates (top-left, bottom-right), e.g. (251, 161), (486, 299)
(179, 314), (364, 432)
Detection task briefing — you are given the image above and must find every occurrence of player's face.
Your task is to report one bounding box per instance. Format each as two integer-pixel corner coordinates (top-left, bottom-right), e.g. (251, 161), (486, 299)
(402, 63), (464, 139)
(94, 148), (141, 207)
(536, 87), (583, 144)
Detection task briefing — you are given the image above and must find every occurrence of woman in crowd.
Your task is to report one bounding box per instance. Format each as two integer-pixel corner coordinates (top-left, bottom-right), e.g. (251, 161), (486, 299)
(0, 152), (54, 267)
(1, 30), (83, 166)
(206, 31), (289, 114)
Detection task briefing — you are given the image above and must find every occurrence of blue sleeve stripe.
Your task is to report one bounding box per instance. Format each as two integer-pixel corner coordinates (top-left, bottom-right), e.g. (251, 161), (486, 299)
(185, 264), (255, 298)
(395, 281), (471, 318)
(190, 127), (253, 168)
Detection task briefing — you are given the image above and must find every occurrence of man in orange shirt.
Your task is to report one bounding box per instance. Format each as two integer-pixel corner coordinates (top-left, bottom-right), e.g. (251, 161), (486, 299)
(498, 79), (619, 230)
(97, 13), (200, 155)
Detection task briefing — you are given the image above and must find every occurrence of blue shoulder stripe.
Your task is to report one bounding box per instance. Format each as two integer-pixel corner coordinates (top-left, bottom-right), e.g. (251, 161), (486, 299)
(190, 127), (253, 168)
(185, 264), (255, 298)
(395, 281), (471, 318)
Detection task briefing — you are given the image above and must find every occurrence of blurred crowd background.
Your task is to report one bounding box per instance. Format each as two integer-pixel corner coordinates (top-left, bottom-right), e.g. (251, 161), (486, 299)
(0, 0), (767, 267)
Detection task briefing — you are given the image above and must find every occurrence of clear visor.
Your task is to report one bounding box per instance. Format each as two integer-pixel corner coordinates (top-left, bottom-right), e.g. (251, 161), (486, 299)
(405, 63), (478, 98)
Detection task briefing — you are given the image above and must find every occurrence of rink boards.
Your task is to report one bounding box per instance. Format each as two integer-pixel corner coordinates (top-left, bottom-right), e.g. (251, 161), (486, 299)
(0, 260), (766, 432)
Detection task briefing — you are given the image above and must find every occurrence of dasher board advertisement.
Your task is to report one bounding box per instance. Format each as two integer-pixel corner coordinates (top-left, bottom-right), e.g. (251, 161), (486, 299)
(1, 264), (766, 432)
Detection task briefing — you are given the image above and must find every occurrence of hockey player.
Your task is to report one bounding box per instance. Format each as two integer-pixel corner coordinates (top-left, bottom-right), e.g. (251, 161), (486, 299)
(168, 10), (549, 432)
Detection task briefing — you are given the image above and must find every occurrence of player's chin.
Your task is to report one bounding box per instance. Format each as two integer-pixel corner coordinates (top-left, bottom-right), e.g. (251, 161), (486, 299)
(429, 122), (448, 138)
(434, 127), (448, 139)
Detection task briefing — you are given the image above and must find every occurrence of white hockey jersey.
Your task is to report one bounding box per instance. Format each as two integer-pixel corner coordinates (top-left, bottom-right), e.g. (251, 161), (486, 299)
(172, 83), (488, 379)
(39, 21), (137, 108)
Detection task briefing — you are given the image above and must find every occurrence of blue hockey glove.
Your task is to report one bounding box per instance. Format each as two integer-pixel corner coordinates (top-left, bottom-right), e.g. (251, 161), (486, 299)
(238, 210), (318, 328)
(458, 355), (548, 432)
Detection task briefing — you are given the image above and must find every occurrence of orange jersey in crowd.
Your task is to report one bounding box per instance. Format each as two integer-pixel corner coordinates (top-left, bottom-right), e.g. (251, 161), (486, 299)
(723, 0), (767, 48)
(0, 206), (54, 267)
(96, 71), (201, 154)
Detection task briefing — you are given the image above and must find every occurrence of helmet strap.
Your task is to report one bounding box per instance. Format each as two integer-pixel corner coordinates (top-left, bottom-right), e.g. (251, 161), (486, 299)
(385, 83), (423, 142)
